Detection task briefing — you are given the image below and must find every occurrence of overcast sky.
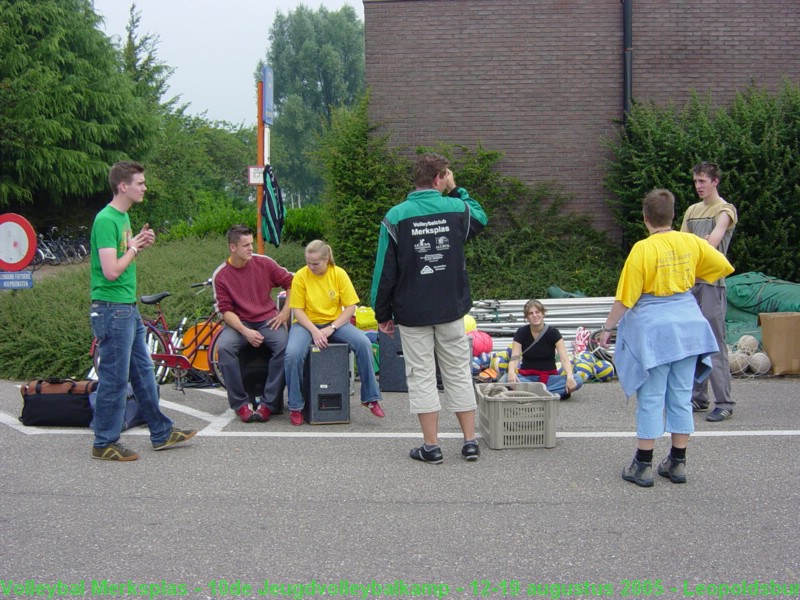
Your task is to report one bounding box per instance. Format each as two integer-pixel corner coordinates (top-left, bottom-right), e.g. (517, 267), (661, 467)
(92, 0), (364, 127)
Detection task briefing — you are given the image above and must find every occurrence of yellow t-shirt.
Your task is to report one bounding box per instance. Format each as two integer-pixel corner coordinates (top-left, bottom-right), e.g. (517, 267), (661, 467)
(615, 231), (734, 308)
(289, 265), (360, 324)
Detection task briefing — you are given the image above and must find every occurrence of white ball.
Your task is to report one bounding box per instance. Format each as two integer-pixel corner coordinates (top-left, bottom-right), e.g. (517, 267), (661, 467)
(737, 335), (759, 356)
(748, 352), (772, 375)
(729, 352), (749, 376)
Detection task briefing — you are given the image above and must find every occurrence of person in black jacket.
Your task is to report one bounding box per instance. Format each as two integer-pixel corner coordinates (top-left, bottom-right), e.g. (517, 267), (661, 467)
(371, 152), (488, 464)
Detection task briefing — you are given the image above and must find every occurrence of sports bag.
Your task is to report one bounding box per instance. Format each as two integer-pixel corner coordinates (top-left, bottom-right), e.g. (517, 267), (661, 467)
(89, 384), (146, 431)
(19, 378), (97, 427)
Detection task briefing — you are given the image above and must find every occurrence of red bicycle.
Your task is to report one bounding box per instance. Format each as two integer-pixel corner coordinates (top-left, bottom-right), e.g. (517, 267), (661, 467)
(90, 280), (227, 391)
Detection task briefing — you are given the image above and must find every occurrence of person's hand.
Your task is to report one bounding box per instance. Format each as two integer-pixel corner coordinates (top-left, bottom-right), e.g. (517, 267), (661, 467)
(243, 327), (264, 348)
(443, 169), (456, 194)
(312, 328), (329, 349)
(566, 374), (578, 392)
(507, 370), (518, 383)
(129, 224), (154, 253)
(598, 329), (613, 348)
(268, 308), (290, 330)
(138, 224), (155, 248)
(378, 320), (395, 337)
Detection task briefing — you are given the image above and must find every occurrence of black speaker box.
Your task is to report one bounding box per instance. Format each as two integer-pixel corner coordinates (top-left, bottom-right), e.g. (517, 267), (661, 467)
(302, 343), (350, 424)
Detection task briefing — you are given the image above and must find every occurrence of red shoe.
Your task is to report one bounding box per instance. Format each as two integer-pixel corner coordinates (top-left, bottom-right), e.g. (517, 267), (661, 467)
(366, 401), (385, 418)
(290, 410), (303, 426)
(236, 403), (258, 423)
(254, 404), (271, 422)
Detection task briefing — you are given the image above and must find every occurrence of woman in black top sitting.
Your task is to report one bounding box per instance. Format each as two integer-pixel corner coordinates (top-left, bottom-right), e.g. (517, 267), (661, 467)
(506, 299), (581, 399)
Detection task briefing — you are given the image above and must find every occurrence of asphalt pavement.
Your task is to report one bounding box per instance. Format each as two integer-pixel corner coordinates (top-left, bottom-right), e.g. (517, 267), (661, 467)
(1, 374), (798, 598)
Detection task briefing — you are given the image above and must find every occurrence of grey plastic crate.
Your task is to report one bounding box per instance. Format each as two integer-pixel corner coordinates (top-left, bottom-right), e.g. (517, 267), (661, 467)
(475, 381), (560, 449)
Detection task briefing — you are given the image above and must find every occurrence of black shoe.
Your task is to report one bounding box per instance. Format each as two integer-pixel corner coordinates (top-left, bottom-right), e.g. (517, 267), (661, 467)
(691, 399), (710, 413)
(657, 455), (687, 484)
(410, 445), (443, 464)
(706, 407), (733, 422)
(622, 457), (654, 487)
(462, 441), (480, 461)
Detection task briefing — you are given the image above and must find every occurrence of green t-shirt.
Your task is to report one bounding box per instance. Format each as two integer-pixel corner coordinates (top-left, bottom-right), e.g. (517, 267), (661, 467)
(90, 204), (137, 303)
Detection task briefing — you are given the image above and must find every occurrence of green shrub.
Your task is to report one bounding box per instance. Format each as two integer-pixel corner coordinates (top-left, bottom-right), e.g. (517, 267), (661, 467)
(316, 95), (624, 301)
(283, 205), (326, 244)
(316, 93), (411, 298)
(606, 81), (800, 282)
(158, 192), (256, 242)
(0, 236), (305, 381)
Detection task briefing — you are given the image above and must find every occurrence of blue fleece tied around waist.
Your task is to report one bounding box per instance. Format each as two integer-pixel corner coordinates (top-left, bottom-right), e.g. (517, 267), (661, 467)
(615, 292), (720, 398)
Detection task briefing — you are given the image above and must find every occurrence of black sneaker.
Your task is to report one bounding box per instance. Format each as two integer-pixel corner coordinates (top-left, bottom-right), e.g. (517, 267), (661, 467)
(691, 399), (710, 413)
(92, 442), (139, 461)
(153, 427), (197, 451)
(410, 445), (443, 464)
(622, 457), (654, 487)
(461, 441), (480, 461)
(706, 407), (733, 422)
(657, 455), (687, 483)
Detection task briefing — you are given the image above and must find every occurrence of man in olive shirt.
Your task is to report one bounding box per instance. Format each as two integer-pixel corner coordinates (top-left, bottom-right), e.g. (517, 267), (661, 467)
(680, 162), (738, 422)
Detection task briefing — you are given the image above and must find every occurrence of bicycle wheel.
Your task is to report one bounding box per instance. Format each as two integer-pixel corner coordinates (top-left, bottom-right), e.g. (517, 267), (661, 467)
(587, 329), (615, 363)
(30, 248), (45, 271)
(207, 327), (226, 389)
(146, 327), (171, 385)
(44, 244), (61, 266)
(62, 244), (78, 264)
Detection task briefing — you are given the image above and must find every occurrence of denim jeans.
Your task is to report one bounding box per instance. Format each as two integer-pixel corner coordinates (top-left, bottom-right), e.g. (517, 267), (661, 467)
(90, 302), (173, 448)
(635, 354), (696, 439)
(518, 374), (583, 399)
(284, 322), (381, 411)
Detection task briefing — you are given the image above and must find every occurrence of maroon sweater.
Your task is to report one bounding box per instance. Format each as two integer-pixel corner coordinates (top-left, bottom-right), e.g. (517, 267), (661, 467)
(211, 255), (293, 323)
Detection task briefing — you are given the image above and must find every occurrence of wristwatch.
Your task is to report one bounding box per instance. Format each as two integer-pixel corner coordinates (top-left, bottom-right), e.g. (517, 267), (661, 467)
(330, 324), (337, 331)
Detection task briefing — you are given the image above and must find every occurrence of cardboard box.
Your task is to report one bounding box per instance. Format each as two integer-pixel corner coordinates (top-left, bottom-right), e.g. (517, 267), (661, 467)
(758, 312), (800, 375)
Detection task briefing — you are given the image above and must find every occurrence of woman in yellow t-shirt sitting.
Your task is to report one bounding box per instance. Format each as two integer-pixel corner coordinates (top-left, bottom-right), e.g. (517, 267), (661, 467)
(284, 240), (385, 426)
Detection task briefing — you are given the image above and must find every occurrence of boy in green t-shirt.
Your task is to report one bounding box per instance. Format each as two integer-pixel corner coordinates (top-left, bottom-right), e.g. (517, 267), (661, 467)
(89, 161), (196, 461)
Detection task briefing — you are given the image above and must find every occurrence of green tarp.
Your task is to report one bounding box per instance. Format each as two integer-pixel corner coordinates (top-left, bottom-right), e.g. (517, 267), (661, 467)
(725, 272), (800, 345)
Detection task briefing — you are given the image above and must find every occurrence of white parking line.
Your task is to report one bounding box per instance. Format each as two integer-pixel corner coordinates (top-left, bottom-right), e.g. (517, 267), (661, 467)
(3, 409), (799, 439)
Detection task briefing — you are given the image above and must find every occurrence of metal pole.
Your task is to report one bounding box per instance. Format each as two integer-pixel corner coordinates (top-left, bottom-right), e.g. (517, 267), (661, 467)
(622, 0), (633, 120)
(256, 80), (265, 255)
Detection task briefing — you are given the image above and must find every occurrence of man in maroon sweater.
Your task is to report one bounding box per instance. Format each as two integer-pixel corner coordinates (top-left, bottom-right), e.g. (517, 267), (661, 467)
(212, 224), (294, 422)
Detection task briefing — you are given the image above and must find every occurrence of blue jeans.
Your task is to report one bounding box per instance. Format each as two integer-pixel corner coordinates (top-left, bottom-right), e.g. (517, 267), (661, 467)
(90, 302), (173, 448)
(284, 322), (382, 411)
(518, 374), (582, 399)
(635, 354), (696, 439)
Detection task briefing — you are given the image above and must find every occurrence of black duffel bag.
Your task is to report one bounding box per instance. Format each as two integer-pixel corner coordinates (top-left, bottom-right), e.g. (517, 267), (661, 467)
(19, 378), (98, 427)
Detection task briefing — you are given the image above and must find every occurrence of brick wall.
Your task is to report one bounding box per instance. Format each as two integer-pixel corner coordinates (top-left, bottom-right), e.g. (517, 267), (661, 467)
(364, 0), (800, 235)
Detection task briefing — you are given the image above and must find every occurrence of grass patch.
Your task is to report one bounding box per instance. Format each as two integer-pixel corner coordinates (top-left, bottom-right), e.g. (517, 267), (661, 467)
(0, 236), (305, 381)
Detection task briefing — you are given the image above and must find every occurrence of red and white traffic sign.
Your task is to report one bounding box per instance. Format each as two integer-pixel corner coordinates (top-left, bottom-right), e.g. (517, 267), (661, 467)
(0, 213), (37, 272)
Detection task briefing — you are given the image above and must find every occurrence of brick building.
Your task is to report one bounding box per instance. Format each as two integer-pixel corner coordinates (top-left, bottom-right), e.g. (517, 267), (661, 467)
(363, 0), (800, 234)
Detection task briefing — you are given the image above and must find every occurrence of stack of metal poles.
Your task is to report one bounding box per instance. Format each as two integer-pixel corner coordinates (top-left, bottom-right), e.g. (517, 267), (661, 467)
(469, 297), (615, 352)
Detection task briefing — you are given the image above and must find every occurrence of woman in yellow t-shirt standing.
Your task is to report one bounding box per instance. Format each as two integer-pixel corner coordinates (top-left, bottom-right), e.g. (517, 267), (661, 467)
(599, 189), (733, 487)
(284, 240), (384, 426)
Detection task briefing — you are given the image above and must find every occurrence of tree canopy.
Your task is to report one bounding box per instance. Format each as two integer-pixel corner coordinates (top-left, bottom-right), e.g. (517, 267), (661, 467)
(260, 5), (365, 205)
(0, 0), (156, 206)
(1, 0), (256, 233)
